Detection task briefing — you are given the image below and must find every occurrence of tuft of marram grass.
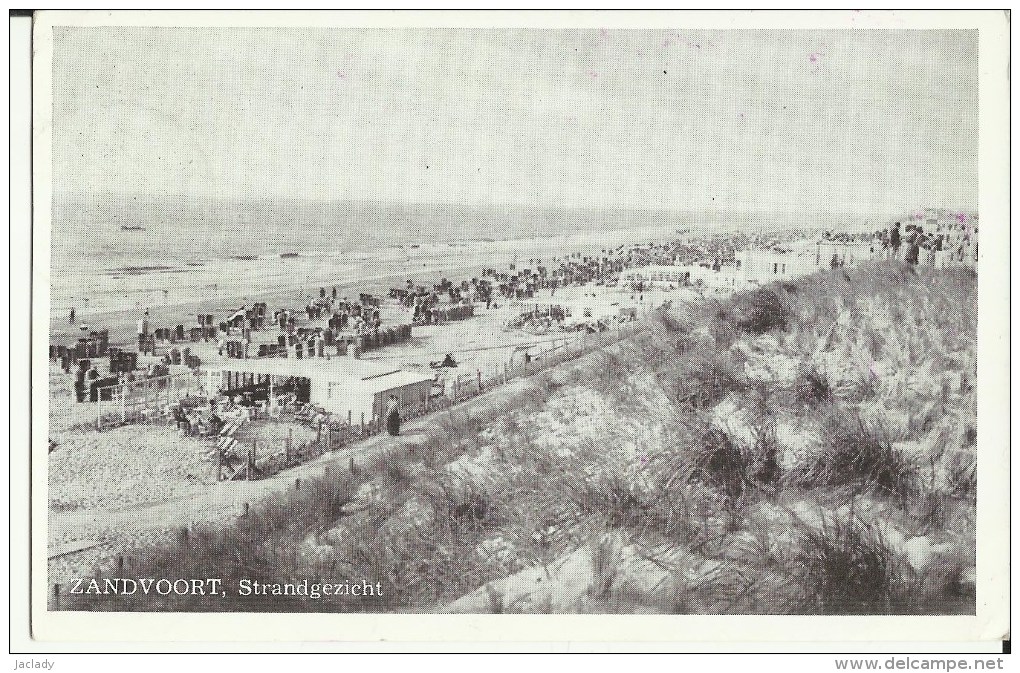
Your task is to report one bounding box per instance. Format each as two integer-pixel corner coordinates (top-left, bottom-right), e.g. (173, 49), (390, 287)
(790, 504), (899, 614)
(791, 408), (916, 498)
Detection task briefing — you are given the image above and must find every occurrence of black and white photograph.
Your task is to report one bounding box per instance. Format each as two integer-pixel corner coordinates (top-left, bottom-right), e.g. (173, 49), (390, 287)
(26, 9), (1008, 645)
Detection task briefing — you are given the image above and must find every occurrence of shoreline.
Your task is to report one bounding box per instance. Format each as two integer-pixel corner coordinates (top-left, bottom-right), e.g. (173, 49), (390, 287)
(47, 225), (675, 348)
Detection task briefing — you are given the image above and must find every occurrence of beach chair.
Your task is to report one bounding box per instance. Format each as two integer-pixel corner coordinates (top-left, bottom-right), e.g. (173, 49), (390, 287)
(219, 442), (245, 481)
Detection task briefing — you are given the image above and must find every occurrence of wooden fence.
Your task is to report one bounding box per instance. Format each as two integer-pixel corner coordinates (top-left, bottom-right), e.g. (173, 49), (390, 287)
(94, 369), (207, 431)
(220, 319), (644, 481)
(85, 317), (643, 475)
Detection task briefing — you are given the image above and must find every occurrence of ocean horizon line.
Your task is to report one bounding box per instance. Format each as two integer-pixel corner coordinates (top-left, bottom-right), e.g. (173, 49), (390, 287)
(49, 190), (966, 224)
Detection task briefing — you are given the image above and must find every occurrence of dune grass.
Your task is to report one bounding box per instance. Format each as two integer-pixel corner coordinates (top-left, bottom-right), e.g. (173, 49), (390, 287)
(62, 262), (976, 615)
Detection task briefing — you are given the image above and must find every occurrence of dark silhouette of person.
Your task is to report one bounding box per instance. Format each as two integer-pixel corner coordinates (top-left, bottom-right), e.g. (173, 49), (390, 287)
(385, 395), (401, 436)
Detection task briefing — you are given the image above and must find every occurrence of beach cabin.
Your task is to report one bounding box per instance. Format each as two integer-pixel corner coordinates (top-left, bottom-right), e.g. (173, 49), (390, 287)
(812, 240), (877, 269)
(619, 265), (691, 284)
(687, 264), (742, 289)
(209, 357), (433, 422)
(621, 264), (743, 290)
(735, 248), (819, 285)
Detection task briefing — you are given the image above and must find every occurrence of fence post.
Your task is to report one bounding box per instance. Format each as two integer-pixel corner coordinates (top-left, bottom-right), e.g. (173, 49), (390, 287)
(360, 412), (365, 434)
(477, 369), (482, 392)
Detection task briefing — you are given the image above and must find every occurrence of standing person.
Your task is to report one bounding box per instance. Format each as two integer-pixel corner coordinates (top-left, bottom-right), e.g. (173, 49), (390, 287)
(905, 226), (922, 266)
(68, 307), (75, 324)
(86, 365), (100, 402)
(385, 394), (401, 436)
(889, 222), (902, 260)
(74, 364), (87, 402)
(933, 234), (947, 269)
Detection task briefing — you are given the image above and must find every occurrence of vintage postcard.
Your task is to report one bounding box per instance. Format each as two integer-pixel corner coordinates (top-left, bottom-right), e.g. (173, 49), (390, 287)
(27, 9), (1009, 648)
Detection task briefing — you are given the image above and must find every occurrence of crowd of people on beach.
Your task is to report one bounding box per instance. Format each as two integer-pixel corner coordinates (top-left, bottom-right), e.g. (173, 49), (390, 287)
(481, 243), (680, 301)
(816, 218), (979, 269)
(57, 212), (979, 410)
(879, 219), (978, 267)
(168, 390), (280, 438)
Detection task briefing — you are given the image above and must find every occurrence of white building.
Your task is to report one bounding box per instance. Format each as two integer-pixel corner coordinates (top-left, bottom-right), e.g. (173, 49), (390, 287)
(735, 240), (878, 285)
(620, 263), (743, 290)
(735, 250), (814, 284)
(619, 265), (692, 284)
(210, 357), (433, 422)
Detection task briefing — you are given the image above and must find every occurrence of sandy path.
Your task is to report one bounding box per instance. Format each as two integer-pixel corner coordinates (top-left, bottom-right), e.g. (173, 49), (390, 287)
(47, 376), (538, 585)
(44, 234), (681, 586)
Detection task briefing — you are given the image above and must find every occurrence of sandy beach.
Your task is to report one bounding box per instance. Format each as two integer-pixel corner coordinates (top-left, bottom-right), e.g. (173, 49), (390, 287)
(45, 221), (692, 585)
(48, 222), (675, 346)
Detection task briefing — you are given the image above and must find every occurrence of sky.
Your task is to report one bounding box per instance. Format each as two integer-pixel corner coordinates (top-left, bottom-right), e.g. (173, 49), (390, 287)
(51, 27), (978, 215)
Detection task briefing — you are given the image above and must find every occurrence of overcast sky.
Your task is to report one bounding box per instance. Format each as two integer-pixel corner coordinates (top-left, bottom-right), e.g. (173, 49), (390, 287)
(52, 27), (977, 215)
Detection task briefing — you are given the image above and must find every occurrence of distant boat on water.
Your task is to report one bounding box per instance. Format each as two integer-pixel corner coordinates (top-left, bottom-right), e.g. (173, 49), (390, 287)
(120, 225), (145, 231)
(280, 252), (299, 258)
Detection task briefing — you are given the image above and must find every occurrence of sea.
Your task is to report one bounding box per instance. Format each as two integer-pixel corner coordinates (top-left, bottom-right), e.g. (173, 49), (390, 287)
(47, 193), (857, 320)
